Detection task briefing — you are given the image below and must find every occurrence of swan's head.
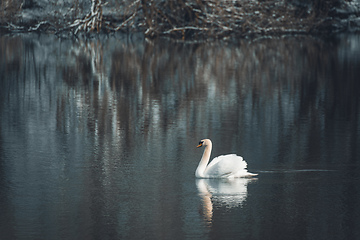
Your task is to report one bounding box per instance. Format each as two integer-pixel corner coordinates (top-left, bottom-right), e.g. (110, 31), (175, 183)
(197, 139), (212, 148)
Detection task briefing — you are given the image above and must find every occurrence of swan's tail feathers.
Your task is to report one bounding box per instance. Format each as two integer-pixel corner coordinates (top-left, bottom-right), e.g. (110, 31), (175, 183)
(244, 172), (258, 178)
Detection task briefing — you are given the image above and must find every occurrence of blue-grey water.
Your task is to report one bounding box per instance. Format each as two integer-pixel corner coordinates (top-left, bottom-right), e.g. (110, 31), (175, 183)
(0, 33), (360, 240)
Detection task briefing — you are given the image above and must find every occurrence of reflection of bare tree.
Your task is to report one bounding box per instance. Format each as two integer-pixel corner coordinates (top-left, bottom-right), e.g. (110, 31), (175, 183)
(0, 36), (23, 81)
(55, 35), (360, 163)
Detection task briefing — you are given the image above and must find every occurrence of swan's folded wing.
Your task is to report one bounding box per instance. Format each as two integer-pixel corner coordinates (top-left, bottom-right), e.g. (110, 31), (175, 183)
(204, 154), (247, 178)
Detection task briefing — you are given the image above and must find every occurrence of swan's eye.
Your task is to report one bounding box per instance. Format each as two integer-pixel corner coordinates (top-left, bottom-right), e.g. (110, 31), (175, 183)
(199, 141), (203, 145)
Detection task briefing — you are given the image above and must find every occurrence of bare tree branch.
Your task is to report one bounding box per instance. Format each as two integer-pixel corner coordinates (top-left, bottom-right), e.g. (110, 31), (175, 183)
(69, 0), (107, 34)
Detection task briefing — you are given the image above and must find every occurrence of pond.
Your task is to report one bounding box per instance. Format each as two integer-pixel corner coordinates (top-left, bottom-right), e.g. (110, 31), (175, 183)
(1, 33), (360, 240)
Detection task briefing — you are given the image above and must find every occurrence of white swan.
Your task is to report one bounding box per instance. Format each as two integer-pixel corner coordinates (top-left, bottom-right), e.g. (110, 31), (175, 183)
(196, 139), (258, 178)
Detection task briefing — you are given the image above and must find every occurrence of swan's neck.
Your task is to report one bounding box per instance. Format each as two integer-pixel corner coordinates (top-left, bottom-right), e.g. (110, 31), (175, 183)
(196, 143), (212, 178)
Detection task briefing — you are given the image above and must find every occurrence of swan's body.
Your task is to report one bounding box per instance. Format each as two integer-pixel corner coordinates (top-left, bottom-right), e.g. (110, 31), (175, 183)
(196, 139), (257, 178)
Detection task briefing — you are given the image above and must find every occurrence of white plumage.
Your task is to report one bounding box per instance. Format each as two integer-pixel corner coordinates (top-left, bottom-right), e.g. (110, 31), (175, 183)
(196, 139), (257, 178)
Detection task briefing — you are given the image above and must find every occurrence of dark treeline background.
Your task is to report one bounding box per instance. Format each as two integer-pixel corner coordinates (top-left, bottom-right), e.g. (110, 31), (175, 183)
(1, 0), (359, 38)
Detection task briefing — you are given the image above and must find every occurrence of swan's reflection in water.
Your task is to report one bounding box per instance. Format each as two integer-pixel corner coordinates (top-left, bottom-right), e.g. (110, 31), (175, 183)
(196, 178), (257, 224)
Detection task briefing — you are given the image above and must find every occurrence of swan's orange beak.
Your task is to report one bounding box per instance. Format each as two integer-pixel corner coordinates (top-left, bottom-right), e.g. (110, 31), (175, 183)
(197, 143), (203, 148)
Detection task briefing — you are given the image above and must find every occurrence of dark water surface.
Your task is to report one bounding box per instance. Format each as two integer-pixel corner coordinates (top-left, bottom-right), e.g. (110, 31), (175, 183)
(1, 33), (360, 240)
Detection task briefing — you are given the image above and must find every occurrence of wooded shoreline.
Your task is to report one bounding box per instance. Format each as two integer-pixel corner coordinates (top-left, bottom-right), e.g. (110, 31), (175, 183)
(1, 0), (360, 39)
